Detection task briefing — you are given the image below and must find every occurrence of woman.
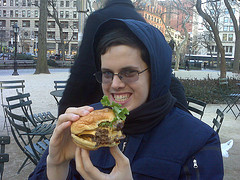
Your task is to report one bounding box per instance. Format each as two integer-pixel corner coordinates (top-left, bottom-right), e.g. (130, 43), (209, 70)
(29, 19), (223, 179)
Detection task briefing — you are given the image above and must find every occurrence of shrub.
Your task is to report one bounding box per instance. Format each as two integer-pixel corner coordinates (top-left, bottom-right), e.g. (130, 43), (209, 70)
(47, 59), (58, 67)
(180, 78), (239, 104)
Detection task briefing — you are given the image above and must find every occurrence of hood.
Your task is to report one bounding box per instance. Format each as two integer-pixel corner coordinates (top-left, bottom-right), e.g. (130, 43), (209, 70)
(104, 0), (134, 8)
(93, 19), (172, 100)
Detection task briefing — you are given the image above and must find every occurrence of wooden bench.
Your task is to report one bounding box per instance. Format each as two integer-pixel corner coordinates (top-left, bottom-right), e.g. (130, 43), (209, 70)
(0, 60), (36, 69)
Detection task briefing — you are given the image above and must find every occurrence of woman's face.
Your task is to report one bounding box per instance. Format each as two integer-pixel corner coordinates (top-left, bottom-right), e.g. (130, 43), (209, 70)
(101, 45), (150, 111)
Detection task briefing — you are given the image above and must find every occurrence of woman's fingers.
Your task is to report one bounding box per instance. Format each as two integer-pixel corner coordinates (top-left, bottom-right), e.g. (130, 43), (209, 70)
(110, 146), (130, 168)
(56, 106), (94, 126)
(65, 106), (94, 115)
(75, 148), (105, 180)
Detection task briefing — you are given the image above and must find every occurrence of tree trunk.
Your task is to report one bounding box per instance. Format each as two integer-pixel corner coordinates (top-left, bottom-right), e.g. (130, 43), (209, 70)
(233, 34), (240, 72)
(34, 0), (50, 74)
(223, 0), (240, 73)
(196, 0), (226, 78)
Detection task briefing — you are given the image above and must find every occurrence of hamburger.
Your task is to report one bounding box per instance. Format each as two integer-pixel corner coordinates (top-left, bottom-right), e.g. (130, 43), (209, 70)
(71, 96), (129, 150)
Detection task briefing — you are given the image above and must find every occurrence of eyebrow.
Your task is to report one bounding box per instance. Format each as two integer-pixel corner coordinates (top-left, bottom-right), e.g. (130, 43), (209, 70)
(101, 66), (139, 71)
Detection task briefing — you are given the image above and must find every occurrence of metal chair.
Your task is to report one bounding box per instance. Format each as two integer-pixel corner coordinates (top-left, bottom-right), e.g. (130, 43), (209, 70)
(4, 108), (49, 173)
(219, 78), (240, 119)
(15, 91), (57, 125)
(212, 109), (224, 134)
(0, 136), (10, 180)
(0, 80), (25, 134)
(187, 97), (207, 120)
(5, 93), (56, 141)
(54, 80), (67, 90)
(51, 80), (67, 104)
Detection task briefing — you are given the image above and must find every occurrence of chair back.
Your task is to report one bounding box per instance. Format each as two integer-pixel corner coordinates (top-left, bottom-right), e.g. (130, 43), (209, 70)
(0, 136), (10, 180)
(54, 80), (67, 90)
(6, 93), (37, 127)
(0, 80), (25, 133)
(212, 109), (224, 133)
(187, 97), (207, 120)
(4, 108), (40, 165)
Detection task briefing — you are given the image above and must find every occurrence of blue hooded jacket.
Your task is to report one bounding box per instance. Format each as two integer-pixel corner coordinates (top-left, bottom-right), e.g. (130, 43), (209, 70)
(29, 19), (223, 180)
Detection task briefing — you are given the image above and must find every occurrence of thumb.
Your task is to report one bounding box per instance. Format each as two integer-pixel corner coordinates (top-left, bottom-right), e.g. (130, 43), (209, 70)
(110, 146), (130, 168)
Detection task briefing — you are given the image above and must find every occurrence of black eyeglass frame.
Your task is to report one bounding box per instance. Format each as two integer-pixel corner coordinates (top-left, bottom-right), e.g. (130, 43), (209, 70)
(94, 68), (149, 84)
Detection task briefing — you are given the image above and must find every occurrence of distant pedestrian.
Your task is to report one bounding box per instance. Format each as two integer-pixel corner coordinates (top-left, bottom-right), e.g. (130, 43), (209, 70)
(204, 62), (207, 69)
(185, 60), (189, 71)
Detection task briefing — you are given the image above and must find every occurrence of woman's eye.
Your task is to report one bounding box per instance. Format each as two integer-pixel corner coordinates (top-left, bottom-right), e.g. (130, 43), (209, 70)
(102, 71), (113, 78)
(123, 70), (137, 77)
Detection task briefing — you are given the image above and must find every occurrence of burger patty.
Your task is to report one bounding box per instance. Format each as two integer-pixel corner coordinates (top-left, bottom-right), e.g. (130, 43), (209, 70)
(78, 127), (125, 146)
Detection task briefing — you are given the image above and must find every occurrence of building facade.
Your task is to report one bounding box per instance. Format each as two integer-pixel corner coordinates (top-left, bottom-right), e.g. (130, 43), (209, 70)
(0, 0), (80, 57)
(192, 0), (239, 58)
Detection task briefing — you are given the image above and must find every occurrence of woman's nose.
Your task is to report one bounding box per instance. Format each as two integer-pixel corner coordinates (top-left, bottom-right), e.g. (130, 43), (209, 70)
(111, 75), (125, 89)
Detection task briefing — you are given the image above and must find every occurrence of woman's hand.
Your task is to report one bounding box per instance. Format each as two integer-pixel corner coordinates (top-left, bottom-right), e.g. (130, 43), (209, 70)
(47, 106), (94, 180)
(75, 146), (133, 180)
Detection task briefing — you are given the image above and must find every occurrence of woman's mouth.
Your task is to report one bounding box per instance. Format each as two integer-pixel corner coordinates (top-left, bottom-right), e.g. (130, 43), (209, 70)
(112, 94), (130, 103)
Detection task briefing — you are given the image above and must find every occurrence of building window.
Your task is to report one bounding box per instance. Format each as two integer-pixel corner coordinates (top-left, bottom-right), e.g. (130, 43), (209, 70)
(34, 0), (38, 6)
(15, 10), (18, 17)
(3, 0), (6, 6)
(0, 20), (6, 27)
(3, 10), (6, 17)
(47, 32), (55, 39)
(73, 11), (77, 18)
(60, 11), (64, 18)
(35, 21), (39, 28)
(48, 21), (55, 28)
(10, 0), (14, 6)
(34, 10), (38, 17)
(229, 26), (234, 31)
(60, 1), (64, 7)
(16, 0), (19, 6)
(66, 1), (69, 7)
(27, 0), (31, 6)
(61, 21), (68, 28)
(73, 1), (76, 7)
(63, 32), (68, 40)
(65, 11), (69, 18)
(73, 32), (78, 40)
(229, 46), (232, 53)
(222, 34), (227, 41)
(10, 20), (18, 27)
(224, 9), (228, 14)
(223, 26), (228, 31)
(22, 10), (26, 17)
(0, 11), (1, 17)
(10, 10), (14, 17)
(27, 10), (31, 17)
(22, 20), (30, 27)
(73, 22), (78, 29)
(224, 17), (228, 23)
(34, 31), (38, 38)
(22, 0), (26, 6)
(228, 34), (233, 41)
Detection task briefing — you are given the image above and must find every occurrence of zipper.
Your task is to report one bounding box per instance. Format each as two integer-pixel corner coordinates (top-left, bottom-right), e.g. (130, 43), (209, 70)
(193, 158), (198, 168)
(121, 136), (128, 153)
(193, 157), (200, 180)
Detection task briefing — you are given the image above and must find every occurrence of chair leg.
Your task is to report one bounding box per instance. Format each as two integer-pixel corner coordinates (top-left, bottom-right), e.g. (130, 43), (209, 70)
(17, 157), (29, 174)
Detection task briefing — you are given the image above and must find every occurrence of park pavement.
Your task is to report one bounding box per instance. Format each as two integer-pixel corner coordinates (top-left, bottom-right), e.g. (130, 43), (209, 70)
(0, 68), (239, 180)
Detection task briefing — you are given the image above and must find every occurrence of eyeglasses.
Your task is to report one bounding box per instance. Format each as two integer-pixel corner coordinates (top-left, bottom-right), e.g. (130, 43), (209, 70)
(94, 68), (148, 84)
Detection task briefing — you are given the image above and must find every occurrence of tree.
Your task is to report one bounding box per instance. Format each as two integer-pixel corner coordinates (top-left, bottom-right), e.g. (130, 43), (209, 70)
(34, 0), (50, 74)
(196, 0), (226, 78)
(223, 0), (240, 73)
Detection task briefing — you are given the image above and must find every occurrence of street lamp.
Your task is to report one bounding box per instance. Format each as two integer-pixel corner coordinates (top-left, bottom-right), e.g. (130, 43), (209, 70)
(12, 23), (19, 76)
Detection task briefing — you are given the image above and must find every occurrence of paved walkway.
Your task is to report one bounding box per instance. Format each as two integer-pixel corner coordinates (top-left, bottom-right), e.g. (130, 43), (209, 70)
(0, 68), (239, 179)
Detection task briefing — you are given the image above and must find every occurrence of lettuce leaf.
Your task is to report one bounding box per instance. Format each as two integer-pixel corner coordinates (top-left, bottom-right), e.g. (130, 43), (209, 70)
(100, 95), (129, 126)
